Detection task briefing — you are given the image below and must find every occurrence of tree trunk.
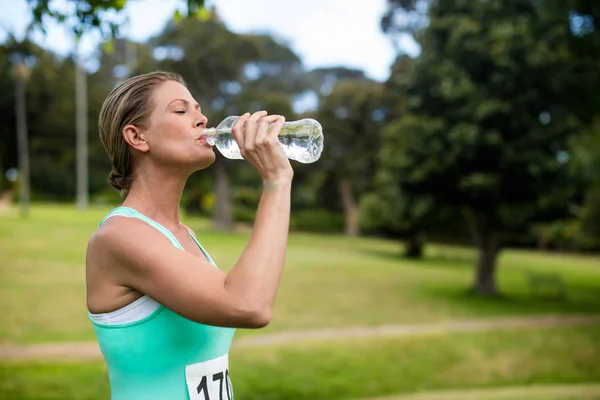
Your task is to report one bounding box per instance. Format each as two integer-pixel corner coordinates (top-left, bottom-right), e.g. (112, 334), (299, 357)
(472, 226), (500, 296)
(14, 77), (30, 217)
(338, 178), (359, 237)
(537, 232), (549, 250)
(404, 231), (424, 258)
(75, 57), (88, 211)
(212, 158), (232, 231)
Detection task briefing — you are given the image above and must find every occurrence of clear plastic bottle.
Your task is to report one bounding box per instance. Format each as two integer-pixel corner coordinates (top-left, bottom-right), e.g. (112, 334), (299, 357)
(202, 116), (324, 164)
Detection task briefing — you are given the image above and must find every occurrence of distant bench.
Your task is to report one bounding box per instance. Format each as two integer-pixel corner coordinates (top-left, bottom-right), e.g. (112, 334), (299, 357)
(525, 270), (567, 300)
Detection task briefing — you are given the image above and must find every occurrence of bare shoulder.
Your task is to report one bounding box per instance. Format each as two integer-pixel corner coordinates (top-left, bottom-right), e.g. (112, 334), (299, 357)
(86, 215), (177, 274)
(88, 216), (154, 258)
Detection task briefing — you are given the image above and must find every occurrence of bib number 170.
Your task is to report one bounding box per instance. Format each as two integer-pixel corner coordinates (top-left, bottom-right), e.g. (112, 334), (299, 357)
(186, 355), (234, 400)
(196, 369), (233, 400)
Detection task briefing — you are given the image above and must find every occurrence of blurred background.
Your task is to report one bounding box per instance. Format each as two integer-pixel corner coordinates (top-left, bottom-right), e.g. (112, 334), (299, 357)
(0, 0), (599, 399)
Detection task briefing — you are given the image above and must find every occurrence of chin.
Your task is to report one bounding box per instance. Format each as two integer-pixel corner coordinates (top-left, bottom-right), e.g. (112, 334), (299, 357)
(194, 152), (216, 170)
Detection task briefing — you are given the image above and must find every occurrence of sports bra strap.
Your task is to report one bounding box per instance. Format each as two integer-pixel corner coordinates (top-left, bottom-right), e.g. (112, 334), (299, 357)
(100, 206), (218, 267)
(186, 229), (217, 266)
(100, 206), (184, 250)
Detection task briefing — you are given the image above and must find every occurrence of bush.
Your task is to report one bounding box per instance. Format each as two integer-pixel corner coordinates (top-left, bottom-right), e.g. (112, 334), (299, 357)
(90, 187), (122, 207)
(232, 186), (262, 223)
(233, 203), (257, 224)
(290, 209), (344, 233)
(358, 192), (387, 235)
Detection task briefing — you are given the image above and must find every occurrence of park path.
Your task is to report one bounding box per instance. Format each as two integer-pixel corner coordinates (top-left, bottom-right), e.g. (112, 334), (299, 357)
(352, 383), (600, 400)
(1, 314), (598, 362)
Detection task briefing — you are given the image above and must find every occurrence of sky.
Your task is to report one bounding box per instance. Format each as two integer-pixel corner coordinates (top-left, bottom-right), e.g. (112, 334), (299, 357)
(0, 0), (420, 82)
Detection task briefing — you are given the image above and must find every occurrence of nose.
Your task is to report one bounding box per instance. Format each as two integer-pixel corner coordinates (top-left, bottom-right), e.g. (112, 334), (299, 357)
(195, 112), (208, 129)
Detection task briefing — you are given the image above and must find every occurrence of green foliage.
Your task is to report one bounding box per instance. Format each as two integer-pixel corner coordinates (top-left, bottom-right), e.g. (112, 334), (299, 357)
(314, 77), (385, 234)
(0, 14), (309, 208)
(381, 0), (432, 39)
(379, 0), (600, 291)
(232, 186), (262, 224)
(578, 184), (600, 248)
(317, 79), (383, 184)
(4, 0), (598, 254)
(26, 0), (205, 38)
(358, 192), (387, 234)
(0, 41), (114, 201)
(533, 220), (582, 251)
(290, 209), (344, 233)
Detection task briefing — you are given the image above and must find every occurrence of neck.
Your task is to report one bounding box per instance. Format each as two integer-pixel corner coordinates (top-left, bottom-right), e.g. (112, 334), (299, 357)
(122, 164), (190, 231)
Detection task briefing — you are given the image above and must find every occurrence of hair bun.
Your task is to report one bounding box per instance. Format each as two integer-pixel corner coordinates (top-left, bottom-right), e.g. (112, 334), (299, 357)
(108, 169), (131, 198)
(108, 169), (125, 190)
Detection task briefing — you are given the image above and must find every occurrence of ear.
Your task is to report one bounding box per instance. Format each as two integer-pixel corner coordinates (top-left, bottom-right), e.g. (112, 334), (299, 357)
(122, 124), (150, 153)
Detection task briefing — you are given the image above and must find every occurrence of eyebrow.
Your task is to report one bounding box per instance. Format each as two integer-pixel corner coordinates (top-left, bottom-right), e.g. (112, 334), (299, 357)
(167, 99), (201, 112)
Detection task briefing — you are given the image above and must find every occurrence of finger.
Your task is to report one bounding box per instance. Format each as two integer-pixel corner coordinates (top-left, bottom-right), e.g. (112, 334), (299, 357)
(244, 111), (268, 151)
(231, 113), (250, 151)
(268, 115), (286, 138)
(255, 115), (283, 145)
(248, 110), (268, 123)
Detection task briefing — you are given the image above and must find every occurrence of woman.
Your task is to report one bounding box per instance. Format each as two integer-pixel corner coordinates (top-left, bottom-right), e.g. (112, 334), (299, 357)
(86, 71), (292, 399)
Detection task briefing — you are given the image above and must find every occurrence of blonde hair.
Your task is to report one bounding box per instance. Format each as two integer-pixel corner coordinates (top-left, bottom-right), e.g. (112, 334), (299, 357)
(98, 71), (186, 198)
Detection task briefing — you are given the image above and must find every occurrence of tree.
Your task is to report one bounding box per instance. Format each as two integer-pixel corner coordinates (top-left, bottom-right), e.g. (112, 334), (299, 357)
(359, 55), (426, 256)
(26, 0), (206, 37)
(25, 0), (207, 210)
(570, 120), (600, 250)
(1, 35), (36, 215)
(380, 0), (600, 296)
(316, 78), (384, 236)
(1, 42), (71, 201)
(381, 0), (432, 52)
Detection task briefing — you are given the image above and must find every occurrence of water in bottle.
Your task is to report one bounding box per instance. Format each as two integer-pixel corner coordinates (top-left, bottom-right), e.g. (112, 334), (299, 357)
(202, 116), (324, 164)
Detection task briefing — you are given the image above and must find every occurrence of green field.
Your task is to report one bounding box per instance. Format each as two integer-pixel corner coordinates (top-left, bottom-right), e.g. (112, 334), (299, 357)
(1, 204), (599, 399)
(1, 204), (599, 344)
(2, 324), (600, 400)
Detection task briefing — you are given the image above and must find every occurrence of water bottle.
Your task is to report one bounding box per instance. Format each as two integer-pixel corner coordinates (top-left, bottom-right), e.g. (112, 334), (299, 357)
(202, 116), (324, 164)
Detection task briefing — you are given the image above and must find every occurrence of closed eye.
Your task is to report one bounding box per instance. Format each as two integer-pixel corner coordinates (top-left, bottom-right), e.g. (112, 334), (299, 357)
(175, 110), (186, 114)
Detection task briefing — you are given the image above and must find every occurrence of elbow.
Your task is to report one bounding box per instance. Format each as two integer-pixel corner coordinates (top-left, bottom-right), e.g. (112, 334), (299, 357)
(244, 306), (272, 329)
(224, 287), (273, 328)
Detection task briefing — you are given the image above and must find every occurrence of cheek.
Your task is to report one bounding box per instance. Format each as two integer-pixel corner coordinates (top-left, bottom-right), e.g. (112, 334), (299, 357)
(155, 118), (187, 140)
(149, 120), (191, 152)
(148, 118), (213, 163)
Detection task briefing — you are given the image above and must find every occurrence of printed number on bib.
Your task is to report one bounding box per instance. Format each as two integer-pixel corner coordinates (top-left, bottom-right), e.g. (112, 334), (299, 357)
(186, 354), (233, 400)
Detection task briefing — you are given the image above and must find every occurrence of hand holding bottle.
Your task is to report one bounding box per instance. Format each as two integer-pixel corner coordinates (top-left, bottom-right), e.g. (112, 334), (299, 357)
(231, 111), (293, 184)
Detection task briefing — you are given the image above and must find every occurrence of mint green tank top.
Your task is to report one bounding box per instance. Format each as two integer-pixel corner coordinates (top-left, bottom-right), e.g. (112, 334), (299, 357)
(89, 206), (236, 400)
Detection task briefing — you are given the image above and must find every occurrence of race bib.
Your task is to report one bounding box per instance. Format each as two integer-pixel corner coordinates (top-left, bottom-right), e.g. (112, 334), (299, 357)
(185, 354), (234, 400)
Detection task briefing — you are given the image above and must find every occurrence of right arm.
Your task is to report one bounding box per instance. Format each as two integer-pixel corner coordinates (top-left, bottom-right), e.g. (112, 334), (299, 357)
(223, 111), (293, 326)
(87, 111), (293, 329)
(223, 177), (291, 326)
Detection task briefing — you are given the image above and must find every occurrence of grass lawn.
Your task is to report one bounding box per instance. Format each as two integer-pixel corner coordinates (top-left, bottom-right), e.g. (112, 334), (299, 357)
(1, 324), (599, 400)
(1, 203), (599, 344)
(364, 384), (600, 400)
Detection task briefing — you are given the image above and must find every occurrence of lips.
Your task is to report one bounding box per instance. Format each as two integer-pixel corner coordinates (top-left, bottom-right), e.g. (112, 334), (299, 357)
(196, 135), (213, 147)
